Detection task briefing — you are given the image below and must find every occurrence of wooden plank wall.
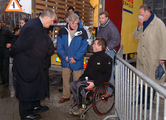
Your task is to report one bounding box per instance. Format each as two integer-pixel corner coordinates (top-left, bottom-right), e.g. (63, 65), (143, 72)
(36, 0), (94, 40)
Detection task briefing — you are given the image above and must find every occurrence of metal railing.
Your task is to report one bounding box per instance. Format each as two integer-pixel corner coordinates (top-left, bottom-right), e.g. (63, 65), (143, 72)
(104, 45), (166, 120)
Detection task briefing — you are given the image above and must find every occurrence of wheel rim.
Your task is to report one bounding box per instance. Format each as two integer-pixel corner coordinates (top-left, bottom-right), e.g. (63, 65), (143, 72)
(93, 82), (115, 115)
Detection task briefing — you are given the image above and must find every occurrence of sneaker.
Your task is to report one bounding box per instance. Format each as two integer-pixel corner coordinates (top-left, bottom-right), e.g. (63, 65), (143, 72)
(82, 104), (86, 109)
(73, 108), (85, 116)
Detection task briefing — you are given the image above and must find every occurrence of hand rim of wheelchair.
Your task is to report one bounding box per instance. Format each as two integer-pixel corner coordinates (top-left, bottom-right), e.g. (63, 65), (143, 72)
(92, 82), (115, 115)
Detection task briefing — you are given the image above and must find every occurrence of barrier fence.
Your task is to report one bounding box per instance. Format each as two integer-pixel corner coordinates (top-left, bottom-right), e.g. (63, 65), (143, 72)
(104, 46), (166, 120)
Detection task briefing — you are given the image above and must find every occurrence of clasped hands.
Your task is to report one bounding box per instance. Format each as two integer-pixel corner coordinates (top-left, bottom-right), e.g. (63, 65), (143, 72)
(65, 56), (76, 64)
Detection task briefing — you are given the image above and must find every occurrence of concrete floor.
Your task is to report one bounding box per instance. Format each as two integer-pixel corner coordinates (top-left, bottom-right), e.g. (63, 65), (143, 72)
(0, 63), (165, 120)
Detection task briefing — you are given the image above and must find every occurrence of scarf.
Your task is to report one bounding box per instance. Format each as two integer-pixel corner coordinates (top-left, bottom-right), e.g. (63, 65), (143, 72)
(143, 12), (154, 31)
(68, 24), (77, 39)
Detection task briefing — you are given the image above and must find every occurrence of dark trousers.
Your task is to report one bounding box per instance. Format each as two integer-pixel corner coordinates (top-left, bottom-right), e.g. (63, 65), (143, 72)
(70, 79), (94, 108)
(0, 52), (9, 84)
(139, 85), (156, 104)
(45, 67), (49, 84)
(19, 100), (41, 117)
(12, 71), (16, 90)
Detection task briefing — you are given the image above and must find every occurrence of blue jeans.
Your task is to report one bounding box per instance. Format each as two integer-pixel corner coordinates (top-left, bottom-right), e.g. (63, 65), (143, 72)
(105, 50), (115, 86)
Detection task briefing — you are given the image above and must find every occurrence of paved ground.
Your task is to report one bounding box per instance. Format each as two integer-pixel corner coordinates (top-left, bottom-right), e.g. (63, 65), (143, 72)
(0, 65), (116, 120)
(0, 63), (166, 120)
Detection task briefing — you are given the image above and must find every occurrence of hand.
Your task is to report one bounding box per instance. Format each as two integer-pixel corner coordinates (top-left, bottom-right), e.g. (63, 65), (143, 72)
(70, 57), (76, 64)
(85, 82), (94, 89)
(138, 16), (144, 28)
(6, 43), (12, 48)
(159, 60), (165, 66)
(65, 56), (68, 62)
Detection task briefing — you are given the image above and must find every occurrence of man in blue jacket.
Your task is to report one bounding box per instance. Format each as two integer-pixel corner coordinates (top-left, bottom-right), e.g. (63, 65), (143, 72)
(57, 13), (88, 103)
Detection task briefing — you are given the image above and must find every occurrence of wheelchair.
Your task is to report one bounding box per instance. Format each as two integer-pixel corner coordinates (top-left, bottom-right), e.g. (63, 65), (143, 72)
(69, 82), (115, 120)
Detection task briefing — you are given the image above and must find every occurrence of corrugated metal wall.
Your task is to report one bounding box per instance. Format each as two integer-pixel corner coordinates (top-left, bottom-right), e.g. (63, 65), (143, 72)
(36, 0), (94, 26)
(35, 0), (94, 40)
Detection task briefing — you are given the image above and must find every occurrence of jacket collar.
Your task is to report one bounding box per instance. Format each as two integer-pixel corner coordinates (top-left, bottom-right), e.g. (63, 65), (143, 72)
(93, 50), (105, 55)
(39, 17), (44, 27)
(149, 15), (156, 25)
(100, 19), (110, 27)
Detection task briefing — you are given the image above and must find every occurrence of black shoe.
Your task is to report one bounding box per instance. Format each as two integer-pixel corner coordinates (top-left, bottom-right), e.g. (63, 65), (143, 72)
(21, 114), (41, 120)
(0, 81), (5, 85)
(31, 106), (49, 113)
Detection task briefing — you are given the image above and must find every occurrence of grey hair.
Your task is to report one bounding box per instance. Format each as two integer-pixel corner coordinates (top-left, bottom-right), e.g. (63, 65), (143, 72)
(40, 8), (57, 20)
(139, 4), (152, 12)
(68, 13), (79, 23)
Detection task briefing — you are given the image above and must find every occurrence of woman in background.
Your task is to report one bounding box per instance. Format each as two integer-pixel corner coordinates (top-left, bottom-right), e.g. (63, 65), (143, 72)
(20, 18), (28, 28)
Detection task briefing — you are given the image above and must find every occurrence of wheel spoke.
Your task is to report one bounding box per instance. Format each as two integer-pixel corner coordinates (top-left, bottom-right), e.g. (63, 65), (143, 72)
(93, 83), (115, 115)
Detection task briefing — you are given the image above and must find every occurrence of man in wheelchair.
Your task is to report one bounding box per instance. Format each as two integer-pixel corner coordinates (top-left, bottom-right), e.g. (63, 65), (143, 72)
(70, 37), (112, 116)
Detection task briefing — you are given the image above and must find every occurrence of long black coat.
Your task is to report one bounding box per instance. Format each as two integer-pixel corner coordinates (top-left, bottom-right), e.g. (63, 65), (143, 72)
(10, 17), (54, 101)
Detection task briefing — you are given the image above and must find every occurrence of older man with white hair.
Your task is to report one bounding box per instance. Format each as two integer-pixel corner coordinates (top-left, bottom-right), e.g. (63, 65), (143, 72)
(57, 13), (88, 103)
(133, 4), (166, 109)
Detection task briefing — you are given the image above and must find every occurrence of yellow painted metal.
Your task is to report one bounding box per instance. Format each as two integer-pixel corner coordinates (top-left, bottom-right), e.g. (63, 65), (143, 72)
(129, 53), (135, 59)
(121, 0), (143, 54)
(83, 56), (90, 69)
(90, 0), (99, 27)
(51, 53), (90, 67)
(51, 54), (61, 66)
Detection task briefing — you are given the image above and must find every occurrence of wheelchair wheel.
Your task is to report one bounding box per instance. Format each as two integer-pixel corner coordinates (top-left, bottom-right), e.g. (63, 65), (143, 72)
(92, 82), (115, 115)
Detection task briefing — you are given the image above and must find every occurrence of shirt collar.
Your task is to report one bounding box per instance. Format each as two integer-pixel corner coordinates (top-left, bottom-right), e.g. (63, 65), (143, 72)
(39, 17), (44, 27)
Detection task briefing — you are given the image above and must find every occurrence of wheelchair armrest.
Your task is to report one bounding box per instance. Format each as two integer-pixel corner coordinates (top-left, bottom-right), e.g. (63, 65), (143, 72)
(87, 87), (95, 91)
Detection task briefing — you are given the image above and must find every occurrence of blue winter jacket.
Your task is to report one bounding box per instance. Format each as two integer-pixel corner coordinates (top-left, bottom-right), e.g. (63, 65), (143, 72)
(57, 24), (88, 70)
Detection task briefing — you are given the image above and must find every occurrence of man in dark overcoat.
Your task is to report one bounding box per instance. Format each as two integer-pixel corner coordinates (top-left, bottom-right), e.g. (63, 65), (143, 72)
(10, 8), (57, 120)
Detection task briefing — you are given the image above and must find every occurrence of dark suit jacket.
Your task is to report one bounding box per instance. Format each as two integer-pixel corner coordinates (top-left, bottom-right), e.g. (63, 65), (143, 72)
(10, 17), (54, 101)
